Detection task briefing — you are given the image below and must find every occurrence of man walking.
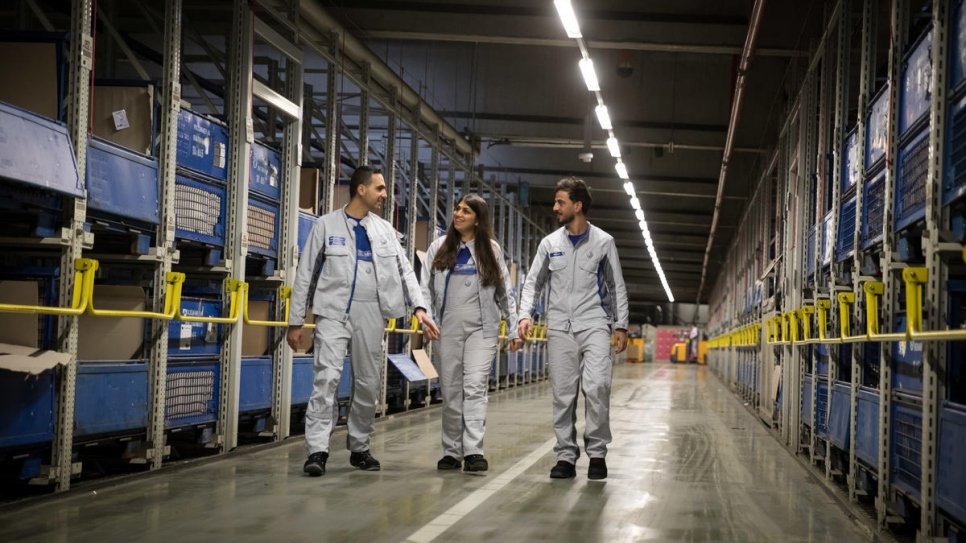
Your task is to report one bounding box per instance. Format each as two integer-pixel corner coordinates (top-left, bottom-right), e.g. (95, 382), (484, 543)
(517, 176), (628, 480)
(288, 165), (439, 476)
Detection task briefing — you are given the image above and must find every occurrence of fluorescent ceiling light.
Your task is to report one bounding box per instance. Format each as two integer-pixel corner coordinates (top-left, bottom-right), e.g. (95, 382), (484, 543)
(634, 209), (645, 221)
(595, 105), (612, 130)
(623, 181), (635, 196)
(639, 220), (647, 231)
(554, 0), (582, 38)
(606, 136), (621, 158)
(630, 196), (640, 210)
(615, 161), (628, 179)
(578, 58), (600, 92)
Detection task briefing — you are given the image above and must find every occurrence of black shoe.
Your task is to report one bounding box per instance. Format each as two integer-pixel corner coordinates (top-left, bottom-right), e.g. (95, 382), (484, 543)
(463, 454), (489, 472)
(349, 450), (381, 471)
(549, 460), (576, 479)
(303, 452), (328, 477)
(437, 455), (462, 470)
(588, 458), (608, 480)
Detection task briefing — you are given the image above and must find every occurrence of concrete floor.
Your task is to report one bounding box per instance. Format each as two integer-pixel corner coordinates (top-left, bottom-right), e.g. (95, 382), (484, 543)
(0, 363), (870, 543)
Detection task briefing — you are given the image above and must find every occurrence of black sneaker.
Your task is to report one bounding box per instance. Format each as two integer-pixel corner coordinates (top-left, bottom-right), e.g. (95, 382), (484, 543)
(437, 455), (462, 470)
(303, 451), (328, 477)
(549, 460), (576, 479)
(463, 454), (489, 473)
(349, 450), (381, 471)
(588, 458), (608, 480)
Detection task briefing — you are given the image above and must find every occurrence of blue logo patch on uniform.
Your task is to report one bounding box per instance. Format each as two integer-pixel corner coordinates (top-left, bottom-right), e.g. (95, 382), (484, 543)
(328, 236), (347, 246)
(549, 251), (565, 257)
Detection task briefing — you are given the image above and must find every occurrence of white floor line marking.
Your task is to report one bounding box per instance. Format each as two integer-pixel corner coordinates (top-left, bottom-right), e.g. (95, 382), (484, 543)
(403, 437), (558, 543)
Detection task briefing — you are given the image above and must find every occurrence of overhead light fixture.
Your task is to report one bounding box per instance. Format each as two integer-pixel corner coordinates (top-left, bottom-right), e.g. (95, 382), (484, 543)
(615, 161), (628, 179)
(578, 58), (600, 92)
(630, 196), (640, 210)
(553, 0), (582, 38)
(595, 105), (612, 130)
(623, 181), (635, 196)
(606, 136), (621, 158)
(634, 209), (644, 221)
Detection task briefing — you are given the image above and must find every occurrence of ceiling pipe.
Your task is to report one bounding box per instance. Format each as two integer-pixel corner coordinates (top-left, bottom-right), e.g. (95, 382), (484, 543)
(695, 0), (767, 304)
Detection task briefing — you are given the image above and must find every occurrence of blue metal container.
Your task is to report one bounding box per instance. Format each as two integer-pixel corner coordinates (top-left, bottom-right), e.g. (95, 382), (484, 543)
(165, 360), (220, 428)
(937, 402), (966, 526)
(860, 170), (886, 249)
(828, 382), (851, 450)
(815, 379), (829, 438)
(943, 92), (966, 207)
(292, 356), (314, 405)
(0, 101), (83, 198)
(890, 400), (923, 500)
(842, 128), (860, 193)
(806, 226), (816, 277)
(894, 128), (930, 231)
(240, 357), (273, 412)
(892, 313), (924, 394)
(951, 0), (966, 95)
(866, 87), (890, 170)
(899, 28), (933, 139)
(297, 211), (316, 253)
(174, 174), (227, 247)
(168, 297), (223, 357)
(176, 108), (229, 182)
(249, 141), (282, 201)
(814, 344), (830, 376)
(86, 137), (160, 225)
(0, 369), (55, 448)
(247, 195), (280, 258)
(836, 194), (857, 261)
(74, 361), (149, 437)
(802, 374), (813, 428)
(856, 387), (880, 466)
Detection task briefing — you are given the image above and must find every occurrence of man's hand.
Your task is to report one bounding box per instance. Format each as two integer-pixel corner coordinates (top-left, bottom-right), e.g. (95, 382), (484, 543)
(508, 338), (524, 352)
(416, 309), (440, 340)
(517, 318), (533, 341)
(286, 325), (303, 351)
(613, 328), (628, 354)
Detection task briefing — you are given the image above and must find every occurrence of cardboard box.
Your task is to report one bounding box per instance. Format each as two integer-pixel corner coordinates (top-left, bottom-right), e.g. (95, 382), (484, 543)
(0, 280), (40, 348)
(0, 42), (59, 119)
(299, 168), (320, 214)
(92, 85), (154, 155)
(414, 219), (431, 252)
(0, 342), (69, 375)
(78, 286), (145, 360)
(243, 300), (271, 356)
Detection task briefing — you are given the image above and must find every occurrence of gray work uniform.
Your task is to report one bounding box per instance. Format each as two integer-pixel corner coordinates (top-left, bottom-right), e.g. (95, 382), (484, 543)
(290, 207), (427, 455)
(518, 224), (629, 463)
(420, 237), (518, 459)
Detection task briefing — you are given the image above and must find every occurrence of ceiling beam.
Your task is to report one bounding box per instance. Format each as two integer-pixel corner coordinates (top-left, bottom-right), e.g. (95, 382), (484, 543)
(441, 111), (728, 134)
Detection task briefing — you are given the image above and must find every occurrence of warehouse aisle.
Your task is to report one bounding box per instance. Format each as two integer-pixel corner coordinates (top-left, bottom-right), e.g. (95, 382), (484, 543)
(0, 363), (869, 543)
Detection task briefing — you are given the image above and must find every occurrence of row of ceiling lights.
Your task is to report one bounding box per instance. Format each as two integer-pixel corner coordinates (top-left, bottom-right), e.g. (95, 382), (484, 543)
(554, 0), (675, 302)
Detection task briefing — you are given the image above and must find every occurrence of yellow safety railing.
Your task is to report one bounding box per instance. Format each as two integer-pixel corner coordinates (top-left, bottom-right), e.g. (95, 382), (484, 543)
(837, 292), (866, 343)
(535, 323), (548, 343)
(902, 267), (966, 341)
(174, 277), (243, 324)
(798, 305), (816, 344)
(85, 265), (183, 320)
(242, 284), (290, 327)
(815, 298), (832, 342)
(0, 258), (96, 316)
(863, 281), (906, 341)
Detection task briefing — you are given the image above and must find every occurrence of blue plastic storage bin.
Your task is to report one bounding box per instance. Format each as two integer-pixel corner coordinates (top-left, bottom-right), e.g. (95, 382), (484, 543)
(943, 92), (966, 207)
(952, 0), (966, 95)
(866, 88), (890, 170)
(899, 28), (933, 139)
(0, 101), (83, 198)
(828, 382), (851, 450)
(249, 141), (282, 201)
(168, 297), (223, 357)
(856, 387), (880, 466)
(802, 374), (813, 428)
(861, 170), (886, 249)
(176, 108), (229, 182)
(86, 136), (160, 225)
(890, 400), (923, 500)
(937, 402), (966, 526)
(892, 313), (924, 394)
(894, 128), (930, 231)
(837, 194), (857, 261)
(239, 357), (273, 412)
(292, 356), (314, 405)
(74, 361), (149, 437)
(0, 369), (55, 448)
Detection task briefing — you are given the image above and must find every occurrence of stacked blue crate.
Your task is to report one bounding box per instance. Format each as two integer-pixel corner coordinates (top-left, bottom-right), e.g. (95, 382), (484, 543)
(856, 387), (880, 467)
(174, 108), (230, 265)
(247, 141), (283, 275)
(861, 88), (890, 251)
(938, 280), (966, 527)
(894, 29), (933, 260)
(837, 128), (860, 262)
(815, 379), (830, 439)
(944, 4), (966, 240)
(806, 226), (817, 277)
(891, 401), (923, 500)
(802, 373), (814, 429)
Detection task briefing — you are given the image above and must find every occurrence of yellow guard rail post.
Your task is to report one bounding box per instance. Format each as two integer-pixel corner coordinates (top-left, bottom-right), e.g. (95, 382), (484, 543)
(242, 283), (292, 327)
(85, 264), (183, 320)
(175, 277), (243, 324)
(863, 281), (906, 341)
(799, 306), (816, 344)
(0, 257), (96, 316)
(903, 267), (966, 341)
(815, 298), (833, 343)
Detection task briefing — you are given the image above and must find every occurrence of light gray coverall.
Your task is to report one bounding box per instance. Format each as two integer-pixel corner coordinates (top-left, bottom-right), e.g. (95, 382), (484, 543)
(420, 237), (518, 458)
(290, 208), (427, 455)
(518, 224), (629, 462)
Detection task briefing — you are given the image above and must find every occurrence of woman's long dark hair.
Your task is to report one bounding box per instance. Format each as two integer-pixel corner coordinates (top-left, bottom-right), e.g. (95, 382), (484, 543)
(431, 194), (501, 288)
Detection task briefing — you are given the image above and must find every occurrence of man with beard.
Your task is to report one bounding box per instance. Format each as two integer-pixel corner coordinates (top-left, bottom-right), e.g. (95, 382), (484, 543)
(288, 165), (440, 477)
(517, 176), (629, 480)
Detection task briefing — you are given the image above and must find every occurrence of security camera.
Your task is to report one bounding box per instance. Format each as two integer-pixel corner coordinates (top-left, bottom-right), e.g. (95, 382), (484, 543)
(578, 151), (593, 163)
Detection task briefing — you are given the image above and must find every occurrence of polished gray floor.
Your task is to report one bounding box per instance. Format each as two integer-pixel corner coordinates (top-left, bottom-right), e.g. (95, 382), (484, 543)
(0, 363), (869, 542)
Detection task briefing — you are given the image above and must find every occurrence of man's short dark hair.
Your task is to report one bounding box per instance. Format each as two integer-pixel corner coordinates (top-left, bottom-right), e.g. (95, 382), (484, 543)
(555, 176), (592, 215)
(349, 165), (382, 199)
